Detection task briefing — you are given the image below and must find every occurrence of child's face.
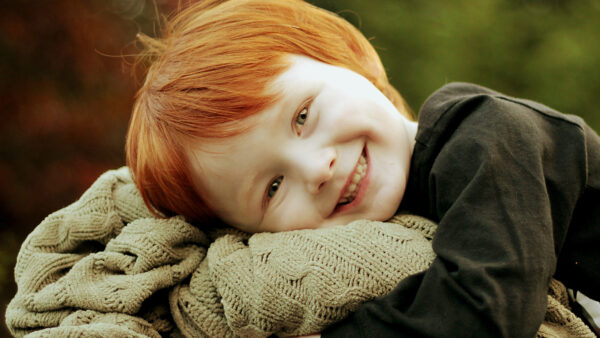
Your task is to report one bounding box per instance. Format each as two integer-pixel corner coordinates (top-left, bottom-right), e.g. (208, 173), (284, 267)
(188, 55), (416, 233)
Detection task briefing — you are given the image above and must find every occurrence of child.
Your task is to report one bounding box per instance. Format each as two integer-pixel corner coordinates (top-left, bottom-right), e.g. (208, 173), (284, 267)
(126, 0), (600, 336)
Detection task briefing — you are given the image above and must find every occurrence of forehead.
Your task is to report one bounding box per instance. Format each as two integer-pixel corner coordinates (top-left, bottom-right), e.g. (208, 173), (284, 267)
(273, 54), (340, 88)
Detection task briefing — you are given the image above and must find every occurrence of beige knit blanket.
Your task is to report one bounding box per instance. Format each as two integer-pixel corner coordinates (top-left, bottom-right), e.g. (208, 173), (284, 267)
(5, 167), (594, 337)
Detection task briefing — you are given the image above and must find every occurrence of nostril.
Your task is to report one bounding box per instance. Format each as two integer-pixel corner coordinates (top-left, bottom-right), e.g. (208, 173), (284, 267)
(318, 182), (326, 191)
(329, 158), (335, 169)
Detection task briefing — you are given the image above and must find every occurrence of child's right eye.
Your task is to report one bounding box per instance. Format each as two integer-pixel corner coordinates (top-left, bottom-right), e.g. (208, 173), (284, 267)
(267, 176), (283, 199)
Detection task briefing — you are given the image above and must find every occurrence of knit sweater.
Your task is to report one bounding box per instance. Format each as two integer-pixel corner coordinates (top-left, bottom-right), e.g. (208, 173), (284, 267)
(5, 167), (595, 337)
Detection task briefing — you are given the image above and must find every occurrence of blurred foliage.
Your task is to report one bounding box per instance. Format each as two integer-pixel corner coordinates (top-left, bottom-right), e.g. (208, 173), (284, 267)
(309, 0), (600, 129)
(0, 0), (179, 334)
(1, 0), (598, 335)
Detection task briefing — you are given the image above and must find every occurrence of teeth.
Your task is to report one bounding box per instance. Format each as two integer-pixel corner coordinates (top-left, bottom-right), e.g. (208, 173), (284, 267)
(339, 152), (367, 204)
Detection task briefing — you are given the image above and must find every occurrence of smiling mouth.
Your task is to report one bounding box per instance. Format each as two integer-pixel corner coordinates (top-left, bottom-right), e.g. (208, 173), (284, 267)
(337, 150), (368, 206)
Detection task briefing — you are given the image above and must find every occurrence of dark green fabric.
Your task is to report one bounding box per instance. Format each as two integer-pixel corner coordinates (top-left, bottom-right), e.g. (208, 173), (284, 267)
(324, 82), (600, 338)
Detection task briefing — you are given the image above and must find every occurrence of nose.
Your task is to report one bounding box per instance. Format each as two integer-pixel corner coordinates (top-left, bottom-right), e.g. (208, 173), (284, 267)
(295, 147), (336, 194)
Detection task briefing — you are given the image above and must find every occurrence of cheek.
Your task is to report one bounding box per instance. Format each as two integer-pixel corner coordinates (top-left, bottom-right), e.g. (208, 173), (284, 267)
(266, 196), (323, 231)
(368, 148), (410, 212)
(367, 180), (406, 220)
(349, 101), (399, 140)
(327, 105), (379, 141)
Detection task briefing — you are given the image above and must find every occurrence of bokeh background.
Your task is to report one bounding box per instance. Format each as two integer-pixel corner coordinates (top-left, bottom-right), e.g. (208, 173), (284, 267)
(1, 0), (599, 335)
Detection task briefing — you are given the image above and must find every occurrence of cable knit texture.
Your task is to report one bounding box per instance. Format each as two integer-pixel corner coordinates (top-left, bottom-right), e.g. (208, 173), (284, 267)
(5, 167), (595, 337)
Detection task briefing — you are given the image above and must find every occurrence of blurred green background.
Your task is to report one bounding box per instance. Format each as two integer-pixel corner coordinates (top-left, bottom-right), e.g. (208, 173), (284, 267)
(1, 0), (598, 335)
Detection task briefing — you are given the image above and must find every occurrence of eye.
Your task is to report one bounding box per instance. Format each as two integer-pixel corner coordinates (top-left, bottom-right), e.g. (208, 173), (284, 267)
(267, 176), (283, 199)
(293, 103), (311, 135)
(296, 107), (308, 126)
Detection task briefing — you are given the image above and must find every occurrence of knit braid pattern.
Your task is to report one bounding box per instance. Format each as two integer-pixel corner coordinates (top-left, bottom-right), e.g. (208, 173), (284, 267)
(536, 279), (596, 338)
(171, 216), (437, 337)
(5, 167), (595, 337)
(5, 167), (207, 337)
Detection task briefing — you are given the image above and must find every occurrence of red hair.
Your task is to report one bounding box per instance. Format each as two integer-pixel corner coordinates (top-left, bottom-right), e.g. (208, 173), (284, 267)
(126, 0), (412, 223)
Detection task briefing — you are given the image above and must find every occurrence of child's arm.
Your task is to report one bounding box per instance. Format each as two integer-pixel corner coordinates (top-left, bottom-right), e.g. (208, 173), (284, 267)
(172, 213), (593, 337)
(323, 82), (600, 337)
(171, 216), (437, 337)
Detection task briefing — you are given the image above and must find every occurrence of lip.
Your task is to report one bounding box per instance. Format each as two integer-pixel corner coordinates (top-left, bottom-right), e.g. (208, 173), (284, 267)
(333, 145), (370, 215)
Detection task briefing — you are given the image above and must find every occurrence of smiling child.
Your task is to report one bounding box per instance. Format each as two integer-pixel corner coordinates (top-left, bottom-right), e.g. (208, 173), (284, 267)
(126, 0), (600, 336)
(186, 54), (417, 232)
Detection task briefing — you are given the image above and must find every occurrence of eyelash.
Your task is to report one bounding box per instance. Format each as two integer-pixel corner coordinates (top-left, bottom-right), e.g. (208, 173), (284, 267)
(265, 102), (312, 204)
